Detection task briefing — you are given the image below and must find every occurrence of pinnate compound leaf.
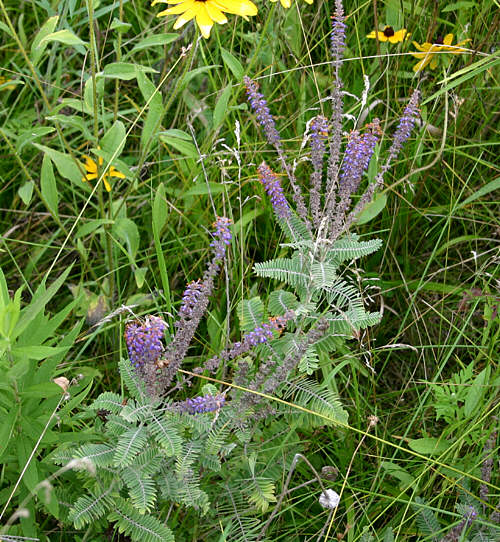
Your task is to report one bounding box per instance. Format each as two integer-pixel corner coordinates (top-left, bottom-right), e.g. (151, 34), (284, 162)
(108, 496), (174, 542)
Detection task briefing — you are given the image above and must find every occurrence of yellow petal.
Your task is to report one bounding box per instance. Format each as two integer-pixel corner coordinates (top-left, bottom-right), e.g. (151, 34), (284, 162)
(389, 29), (409, 43)
(196, 4), (214, 38)
(216, 0), (258, 16)
(304, 0), (314, 4)
(103, 178), (112, 192)
(165, 0), (195, 14)
(443, 34), (454, 46)
(172, 7), (196, 28)
(430, 57), (438, 70)
(110, 167), (126, 179)
(83, 155), (97, 173)
(413, 56), (432, 72)
(412, 41), (431, 52)
(205, 2), (228, 24)
(280, 0), (292, 7)
(85, 173), (98, 181)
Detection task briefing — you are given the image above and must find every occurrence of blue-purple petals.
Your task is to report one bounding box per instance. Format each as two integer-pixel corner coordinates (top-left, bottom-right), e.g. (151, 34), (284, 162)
(257, 162), (291, 219)
(243, 314), (289, 347)
(340, 120), (381, 195)
(211, 216), (232, 260)
(389, 90), (420, 160)
(243, 76), (281, 147)
(175, 393), (225, 415)
(179, 279), (203, 319)
(124, 315), (167, 368)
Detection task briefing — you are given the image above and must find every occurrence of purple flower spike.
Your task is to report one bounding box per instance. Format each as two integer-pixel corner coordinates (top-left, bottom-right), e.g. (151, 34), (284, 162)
(177, 393), (225, 415)
(243, 313), (290, 348)
(257, 162), (291, 219)
(124, 315), (167, 368)
(339, 120), (381, 195)
(243, 76), (281, 147)
(211, 216), (232, 260)
(330, 2), (347, 65)
(179, 279), (203, 319)
(390, 89), (420, 160)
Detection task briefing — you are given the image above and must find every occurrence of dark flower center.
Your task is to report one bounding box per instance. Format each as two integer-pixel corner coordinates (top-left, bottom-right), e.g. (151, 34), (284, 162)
(435, 35), (444, 45)
(383, 26), (395, 37)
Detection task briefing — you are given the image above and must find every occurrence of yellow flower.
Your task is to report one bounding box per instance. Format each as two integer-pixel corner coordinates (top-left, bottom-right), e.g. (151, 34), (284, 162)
(411, 33), (471, 72)
(366, 26), (410, 44)
(0, 75), (16, 90)
(152, 0), (258, 39)
(270, 0), (313, 8)
(82, 154), (126, 192)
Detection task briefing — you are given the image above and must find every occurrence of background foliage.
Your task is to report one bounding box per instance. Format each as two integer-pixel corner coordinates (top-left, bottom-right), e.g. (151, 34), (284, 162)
(0, 0), (498, 540)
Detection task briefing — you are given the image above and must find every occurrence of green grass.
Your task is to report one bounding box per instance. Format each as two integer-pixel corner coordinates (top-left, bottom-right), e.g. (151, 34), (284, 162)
(0, 0), (499, 540)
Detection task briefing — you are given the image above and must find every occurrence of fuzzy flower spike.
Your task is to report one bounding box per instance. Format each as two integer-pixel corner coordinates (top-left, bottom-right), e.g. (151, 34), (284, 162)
(152, 0), (258, 39)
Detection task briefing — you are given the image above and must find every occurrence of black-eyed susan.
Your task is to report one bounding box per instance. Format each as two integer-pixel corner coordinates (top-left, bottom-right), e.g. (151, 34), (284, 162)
(411, 33), (471, 72)
(82, 153), (125, 192)
(366, 26), (410, 43)
(270, 0), (313, 8)
(151, 0), (258, 39)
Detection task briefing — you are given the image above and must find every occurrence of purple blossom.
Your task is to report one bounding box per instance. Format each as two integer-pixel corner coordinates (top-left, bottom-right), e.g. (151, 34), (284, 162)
(330, 2), (347, 65)
(257, 162), (291, 219)
(339, 120), (381, 195)
(242, 314), (289, 347)
(175, 393), (225, 415)
(243, 76), (281, 147)
(211, 216), (232, 260)
(178, 279), (203, 319)
(124, 315), (167, 368)
(309, 115), (329, 227)
(388, 89), (420, 160)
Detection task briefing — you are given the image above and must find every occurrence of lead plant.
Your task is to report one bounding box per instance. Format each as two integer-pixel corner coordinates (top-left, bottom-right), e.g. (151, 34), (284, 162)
(242, 0), (420, 380)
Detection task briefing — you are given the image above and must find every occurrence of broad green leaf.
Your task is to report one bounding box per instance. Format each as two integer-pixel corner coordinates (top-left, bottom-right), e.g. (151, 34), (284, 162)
(136, 71), (163, 150)
(13, 265), (73, 340)
(131, 33), (178, 52)
(221, 48), (244, 80)
(31, 16), (58, 65)
(408, 437), (452, 455)
(152, 182), (167, 234)
(100, 120), (126, 158)
(134, 267), (147, 289)
(464, 366), (490, 417)
(0, 406), (18, 460)
(17, 127), (55, 153)
(41, 154), (59, 218)
(101, 62), (157, 80)
(213, 85), (232, 128)
(17, 436), (39, 491)
(18, 181), (34, 206)
(159, 133), (198, 158)
(38, 29), (86, 49)
(33, 144), (84, 187)
(110, 18), (131, 32)
(11, 345), (68, 360)
(75, 219), (114, 238)
(442, 1), (477, 11)
(113, 218), (139, 260)
(356, 192), (387, 225)
(181, 65), (221, 89)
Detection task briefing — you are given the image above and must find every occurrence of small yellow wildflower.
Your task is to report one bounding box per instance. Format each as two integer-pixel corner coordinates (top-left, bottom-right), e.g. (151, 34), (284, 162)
(270, 0), (313, 8)
(82, 154), (125, 192)
(0, 75), (16, 90)
(152, 0), (258, 39)
(366, 26), (410, 44)
(411, 33), (471, 72)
